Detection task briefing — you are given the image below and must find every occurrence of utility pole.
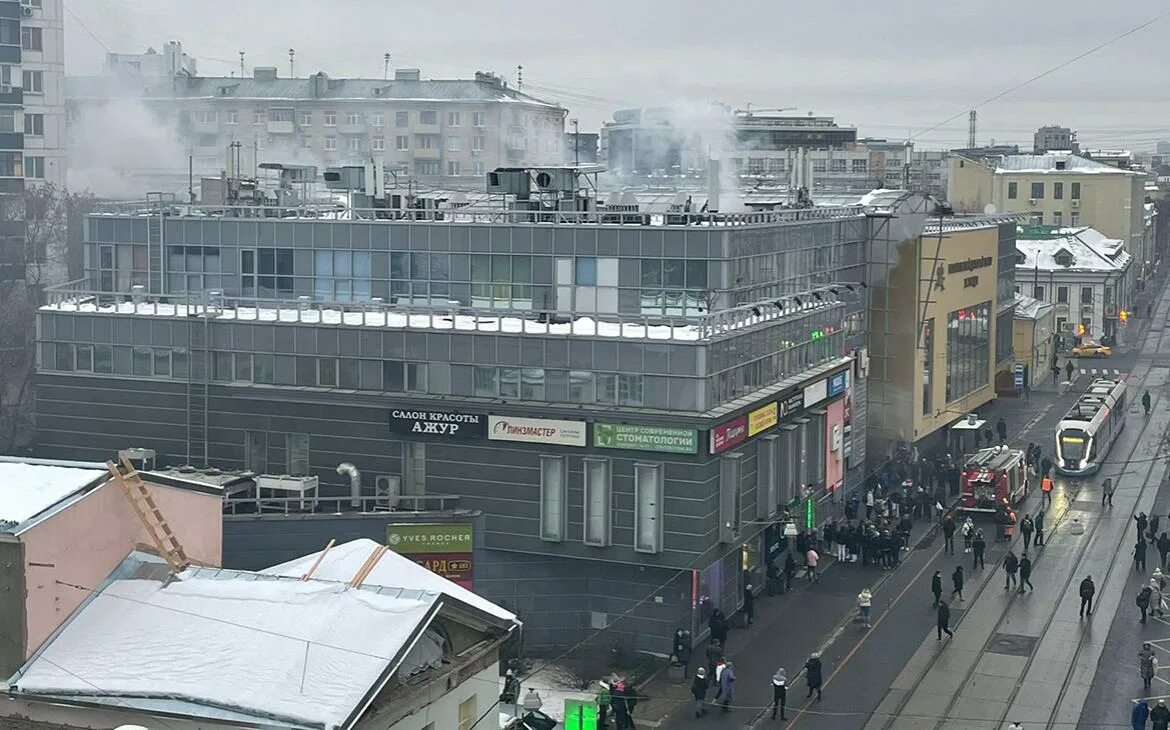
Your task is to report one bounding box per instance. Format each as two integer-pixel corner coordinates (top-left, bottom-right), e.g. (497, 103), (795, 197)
(383, 52), (391, 80)
(288, 48), (295, 77)
(968, 110), (977, 149)
(571, 118), (579, 166)
(238, 51), (245, 78)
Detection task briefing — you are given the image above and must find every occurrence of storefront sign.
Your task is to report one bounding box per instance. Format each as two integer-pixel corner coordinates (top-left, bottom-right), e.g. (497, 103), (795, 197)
(709, 415), (748, 454)
(947, 255), (993, 275)
(748, 402), (778, 437)
(594, 423), (698, 454)
(386, 523), (474, 589)
(389, 409), (487, 439)
(488, 415), (587, 447)
(804, 379), (828, 408)
(779, 392), (805, 418)
(828, 371), (849, 398)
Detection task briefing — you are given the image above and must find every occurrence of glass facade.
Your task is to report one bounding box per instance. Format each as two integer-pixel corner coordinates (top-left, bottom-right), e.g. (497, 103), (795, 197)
(945, 302), (991, 404)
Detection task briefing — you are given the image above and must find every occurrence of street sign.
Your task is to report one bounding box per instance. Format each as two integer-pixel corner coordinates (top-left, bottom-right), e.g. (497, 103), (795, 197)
(1013, 363), (1025, 390)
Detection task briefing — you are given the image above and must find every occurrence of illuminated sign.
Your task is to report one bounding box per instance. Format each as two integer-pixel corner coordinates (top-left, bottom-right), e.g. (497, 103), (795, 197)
(748, 402), (778, 436)
(947, 256), (993, 275)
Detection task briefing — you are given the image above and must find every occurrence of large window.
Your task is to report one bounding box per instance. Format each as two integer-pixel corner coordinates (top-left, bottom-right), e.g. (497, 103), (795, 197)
(1030, 182), (1044, 199)
(640, 259), (708, 315)
(945, 302), (991, 403)
(314, 250), (372, 302)
(241, 248), (293, 298)
(470, 254), (532, 309)
(583, 458), (611, 547)
(21, 26), (42, 51)
(921, 318), (934, 416)
(1007, 182), (1018, 199)
(286, 433), (310, 475)
(634, 462), (663, 553)
(539, 456), (566, 542)
(1054, 182), (1064, 200)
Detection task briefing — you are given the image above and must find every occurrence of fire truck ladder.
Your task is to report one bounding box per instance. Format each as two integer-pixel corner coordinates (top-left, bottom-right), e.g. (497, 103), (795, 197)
(106, 456), (190, 574)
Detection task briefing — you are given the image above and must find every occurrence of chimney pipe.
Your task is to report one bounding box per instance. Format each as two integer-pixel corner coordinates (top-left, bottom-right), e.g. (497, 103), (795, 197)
(707, 158), (720, 213)
(337, 462), (362, 508)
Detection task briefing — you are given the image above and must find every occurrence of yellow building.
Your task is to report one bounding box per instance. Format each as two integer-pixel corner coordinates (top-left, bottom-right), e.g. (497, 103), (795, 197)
(1013, 295), (1056, 389)
(868, 210), (1014, 457)
(948, 153), (1150, 271)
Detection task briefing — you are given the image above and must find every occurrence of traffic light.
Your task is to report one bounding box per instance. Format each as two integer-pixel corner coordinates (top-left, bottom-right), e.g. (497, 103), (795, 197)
(1077, 323), (1086, 336)
(1120, 309), (1128, 323)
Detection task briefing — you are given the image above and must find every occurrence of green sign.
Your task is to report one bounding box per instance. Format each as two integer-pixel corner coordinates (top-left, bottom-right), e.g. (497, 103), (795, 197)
(564, 699), (599, 730)
(385, 523), (473, 554)
(593, 423), (698, 454)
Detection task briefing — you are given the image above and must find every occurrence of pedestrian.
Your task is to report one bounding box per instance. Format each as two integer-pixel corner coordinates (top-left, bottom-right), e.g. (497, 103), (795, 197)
(951, 565), (965, 601)
(1136, 540), (1150, 573)
(1020, 513), (1035, 551)
(865, 488), (875, 520)
(705, 638), (722, 681)
(1079, 575), (1095, 617)
(1139, 585), (1153, 624)
(1018, 553), (1034, 593)
(784, 553), (797, 593)
(997, 417), (1008, 445)
(672, 628), (692, 678)
(1144, 391), (1153, 416)
(1154, 699), (1170, 730)
(973, 529), (987, 569)
(1139, 513), (1151, 545)
(962, 516), (975, 553)
(623, 678), (639, 728)
(708, 609), (729, 647)
(1040, 456), (1052, 480)
(942, 514), (956, 554)
(1051, 363), (1060, 386)
(858, 587), (873, 628)
(595, 679), (610, 729)
(1103, 478), (1115, 507)
(717, 660), (735, 713)
(771, 667), (788, 721)
(805, 547), (820, 583)
(1135, 700), (1151, 730)
(1066, 360), (1075, 382)
(690, 667), (709, 718)
(743, 585), (755, 626)
(610, 679), (631, 730)
(805, 652), (823, 701)
(1004, 551), (1019, 591)
(1159, 532), (1170, 570)
(1141, 643), (1158, 689)
(937, 600), (954, 641)
(1034, 509), (1046, 547)
(931, 570), (943, 607)
(1041, 475), (1054, 506)
(1152, 568), (1167, 618)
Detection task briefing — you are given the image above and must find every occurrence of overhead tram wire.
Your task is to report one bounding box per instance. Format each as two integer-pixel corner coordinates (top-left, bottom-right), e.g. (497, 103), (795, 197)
(909, 9), (1170, 142)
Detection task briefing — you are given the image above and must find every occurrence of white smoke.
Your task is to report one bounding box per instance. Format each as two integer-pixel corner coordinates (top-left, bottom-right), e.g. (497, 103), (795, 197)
(660, 102), (745, 212)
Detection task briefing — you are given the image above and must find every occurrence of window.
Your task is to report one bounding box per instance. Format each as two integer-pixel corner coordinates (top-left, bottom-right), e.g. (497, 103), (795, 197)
(1057, 286), (1069, 304)
(944, 302), (991, 403)
(299, 111), (312, 126)
(473, 111), (486, 127)
(417, 161), (440, 176)
(346, 136), (363, 151)
(1071, 182), (1081, 199)
(299, 135), (311, 149)
(447, 161), (460, 176)
(396, 135), (409, 151)
(75, 344), (93, 372)
(396, 111), (409, 127)
(634, 463), (663, 553)
(1070, 212), (1080, 226)
(244, 432), (268, 473)
(226, 110), (238, 125)
(852, 158), (868, 173)
(718, 455), (742, 543)
(268, 108), (293, 123)
(0, 152), (23, 177)
(640, 259), (708, 315)
(0, 20), (17, 46)
(471, 135), (484, 152)
(21, 26), (42, 51)
(403, 442), (426, 496)
(470, 254), (533, 309)
(253, 109), (266, 125)
(1030, 182), (1044, 199)
(405, 362), (427, 393)
(94, 345), (112, 373)
(584, 458), (611, 546)
(575, 257), (597, 286)
(372, 113), (384, 128)
(324, 111), (337, 126)
(286, 434), (310, 475)
(372, 136), (385, 151)
(417, 134), (437, 149)
(474, 366), (498, 397)
(23, 113), (43, 136)
(1053, 182), (1064, 200)
(344, 112), (361, 126)
(242, 247), (293, 297)
(1053, 211), (1063, 227)
(53, 343), (73, 371)
(1030, 213), (1044, 226)
(24, 156), (44, 179)
(1081, 286), (1093, 304)
(448, 111), (461, 126)
(447, 136), (460, 151)
(0, 110), (14, 133)
(1007, 182), (1018, 199)
(314, 250), (372, 302)
(1033, 285), (1045, 300)
(21, 70), (42, 94)
(922, 318), (933, 416)
(457, 696), (476, 730)
(324, 136), (337, 151)
(473, 161), (485, 177)
(419, 110), (437, 125)
(539, 456), (566, 542)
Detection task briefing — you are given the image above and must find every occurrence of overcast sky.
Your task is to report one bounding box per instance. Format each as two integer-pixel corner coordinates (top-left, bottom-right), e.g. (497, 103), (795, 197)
(64, 0), (1170, 151)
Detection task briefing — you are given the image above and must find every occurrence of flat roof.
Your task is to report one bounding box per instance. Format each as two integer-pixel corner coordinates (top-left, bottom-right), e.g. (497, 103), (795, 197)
(0, 462), (108, 531)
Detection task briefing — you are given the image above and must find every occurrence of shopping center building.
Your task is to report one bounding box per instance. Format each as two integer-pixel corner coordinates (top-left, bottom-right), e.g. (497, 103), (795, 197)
(33, 174), (867, 651)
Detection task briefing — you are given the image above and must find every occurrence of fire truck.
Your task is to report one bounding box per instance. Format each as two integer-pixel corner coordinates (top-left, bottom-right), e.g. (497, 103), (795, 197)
(959, 447), (1029, 512)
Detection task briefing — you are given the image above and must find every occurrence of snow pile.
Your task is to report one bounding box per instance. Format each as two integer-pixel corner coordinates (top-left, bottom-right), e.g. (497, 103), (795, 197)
(0, 463), (107, 527)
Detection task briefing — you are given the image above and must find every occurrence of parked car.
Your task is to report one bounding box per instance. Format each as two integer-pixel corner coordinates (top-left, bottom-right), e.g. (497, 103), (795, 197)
(1072, 341), (1112, 358)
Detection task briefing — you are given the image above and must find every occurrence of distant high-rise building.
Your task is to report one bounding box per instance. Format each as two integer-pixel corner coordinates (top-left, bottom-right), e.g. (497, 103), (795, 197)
(1033, 125), (1079, 155)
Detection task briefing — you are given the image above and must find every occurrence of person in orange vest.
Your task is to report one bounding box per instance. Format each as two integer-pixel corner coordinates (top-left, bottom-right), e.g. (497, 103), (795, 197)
(1041, 475), (1054, 506)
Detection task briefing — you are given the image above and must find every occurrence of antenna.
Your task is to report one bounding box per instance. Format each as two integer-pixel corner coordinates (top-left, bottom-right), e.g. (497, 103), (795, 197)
(238, 50), (245, 78)
(968, 110), (977, 149)
(383, 52), (391, 80)
(516, 64), (523, 91)
(288, 47), (295, 77)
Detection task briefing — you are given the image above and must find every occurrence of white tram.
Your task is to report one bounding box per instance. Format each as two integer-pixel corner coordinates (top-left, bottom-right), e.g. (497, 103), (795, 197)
(1054, 378), (1127, 476)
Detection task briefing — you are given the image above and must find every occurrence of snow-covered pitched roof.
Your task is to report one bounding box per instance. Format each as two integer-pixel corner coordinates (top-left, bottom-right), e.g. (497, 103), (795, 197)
(1014, 294), (1054, 321)
(1015, 226), (1131, 273)
(0, 461), (108, 531)
(263, 537), (517, 622)
(996, 153), (1138, 175)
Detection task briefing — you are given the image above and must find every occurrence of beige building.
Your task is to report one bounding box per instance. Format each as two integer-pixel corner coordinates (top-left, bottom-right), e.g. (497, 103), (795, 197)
(66, 56), (567, 197)
(948, 152), (1152, 275)
(1013, 294), (1056, 389)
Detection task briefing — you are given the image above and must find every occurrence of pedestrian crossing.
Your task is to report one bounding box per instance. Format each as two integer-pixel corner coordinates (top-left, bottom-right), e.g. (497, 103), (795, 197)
(1079, 368), (1124, 377)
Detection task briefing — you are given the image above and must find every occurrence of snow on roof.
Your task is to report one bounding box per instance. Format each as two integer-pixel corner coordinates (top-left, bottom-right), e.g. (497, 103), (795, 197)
(0, 462), (108, 530)
(996, 153), (1137, 175)
(12, 570), (435, 729)
(1015, 226), (1131, 273)
(263, 537), (517, 623)
(1014, 294), (1054, 321)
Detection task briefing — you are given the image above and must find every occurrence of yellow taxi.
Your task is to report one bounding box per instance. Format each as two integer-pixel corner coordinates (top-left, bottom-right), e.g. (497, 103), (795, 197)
(1072, 341), (1112, 358)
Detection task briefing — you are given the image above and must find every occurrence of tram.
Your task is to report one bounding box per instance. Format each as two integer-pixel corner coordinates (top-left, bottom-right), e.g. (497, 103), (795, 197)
(1054, 378), (1127, 476)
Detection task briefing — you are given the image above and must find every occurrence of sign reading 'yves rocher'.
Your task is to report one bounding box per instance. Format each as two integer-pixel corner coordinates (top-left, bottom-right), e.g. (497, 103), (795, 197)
(389, 409), (488, 439)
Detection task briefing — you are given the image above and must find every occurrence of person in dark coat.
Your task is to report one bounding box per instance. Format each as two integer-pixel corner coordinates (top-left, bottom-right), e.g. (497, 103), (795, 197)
(705, 638), (722, 681)
(805, 652), (823, 700)
(1159, 532), (1170, 570)
(742, 585), (755, 625)
(996, 417), (1008, 444)
(931, 570), (943, 607)
(1136, 540), (1149, 573)
(1138, 513), (1151, 545)
(942, 514), (956, 554)
(690, 667), (710, 717)
(771, 667), (788, 721)
(973, 529), (986, 569)
(1141, 643), (1158, 689)
(1139, 585), (1153, 624)
(937, 600), (954, 640)
(708, 609), (729, 646)
(609, 680), (632, 730)
(1018, 553), (1034, 592)
(1040, 456), (1053, 479)
(951, 566), (965, 601)
(672, 628), (692, 678)
(1152, 699), (1170, 730)
(1079, 575), (1095, 617)
(784, 553), (797, 593)
(1003, 551), (1019, 590)
(1134, 699), (1151, 730)
(1034, 509), (1046, 547)
(1020, 514), (1035, 551)
(717, 661), (735, 713)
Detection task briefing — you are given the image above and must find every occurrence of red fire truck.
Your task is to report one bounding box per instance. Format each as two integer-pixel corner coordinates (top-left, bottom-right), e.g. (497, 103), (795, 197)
(959, 447), (1029, 512)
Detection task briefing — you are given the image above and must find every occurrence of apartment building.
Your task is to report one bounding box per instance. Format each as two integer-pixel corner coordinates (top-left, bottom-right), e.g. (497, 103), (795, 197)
(18, 0), (63, 188)
(34, 178), (868, 652)
(66, 57), (566, 195)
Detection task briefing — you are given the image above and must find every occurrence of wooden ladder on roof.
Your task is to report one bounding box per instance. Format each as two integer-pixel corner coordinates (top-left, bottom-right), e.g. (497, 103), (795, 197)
(106, 455), (190, 574)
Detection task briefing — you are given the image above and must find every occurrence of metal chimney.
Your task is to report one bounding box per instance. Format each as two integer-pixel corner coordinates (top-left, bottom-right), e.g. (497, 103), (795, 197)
(707, 158), (721, 213)
(337, 462), (362, 508)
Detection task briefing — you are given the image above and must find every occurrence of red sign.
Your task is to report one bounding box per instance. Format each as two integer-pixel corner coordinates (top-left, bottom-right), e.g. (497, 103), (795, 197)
(410, 554), (474, 590)
(709, 415), (748, 454)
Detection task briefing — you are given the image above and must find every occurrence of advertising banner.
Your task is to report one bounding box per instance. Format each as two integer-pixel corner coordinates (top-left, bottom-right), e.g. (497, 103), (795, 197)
(828, 371), (849, 398)
(386, 523), (474, 589)
(710, 415), (748, 454)
(389, 409), (487, 439)
(488, 415), (587, 447)
(748, 402), (778, 437)
(594, 423), (698, 454)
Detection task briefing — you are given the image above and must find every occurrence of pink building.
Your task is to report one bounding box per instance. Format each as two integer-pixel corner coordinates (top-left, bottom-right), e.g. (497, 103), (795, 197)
(0, 457), (223, 676)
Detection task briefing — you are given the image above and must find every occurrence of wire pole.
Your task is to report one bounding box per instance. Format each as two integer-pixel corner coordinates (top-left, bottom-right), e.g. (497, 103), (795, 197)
(383, 52), (391, 80)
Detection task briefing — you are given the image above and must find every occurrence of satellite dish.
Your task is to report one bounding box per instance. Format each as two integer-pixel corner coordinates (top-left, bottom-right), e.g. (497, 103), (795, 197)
(983, 203), (998, 215)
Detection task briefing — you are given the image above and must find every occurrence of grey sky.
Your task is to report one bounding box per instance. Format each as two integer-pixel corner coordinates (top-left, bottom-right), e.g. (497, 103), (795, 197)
(65, 0), (1170, 150)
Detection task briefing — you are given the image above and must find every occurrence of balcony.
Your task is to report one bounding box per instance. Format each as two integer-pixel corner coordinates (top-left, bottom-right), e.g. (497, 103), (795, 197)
(413, 147), (440, 160)
(267, 120), (294, 135)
